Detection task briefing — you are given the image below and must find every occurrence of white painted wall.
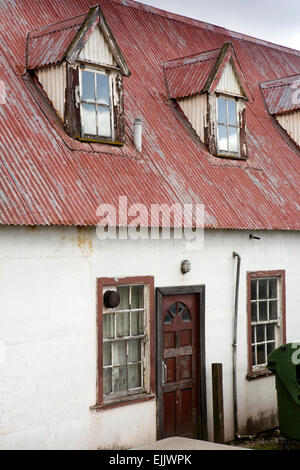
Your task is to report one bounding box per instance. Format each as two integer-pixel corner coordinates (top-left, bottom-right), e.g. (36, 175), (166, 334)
(0, 226), (299, 449)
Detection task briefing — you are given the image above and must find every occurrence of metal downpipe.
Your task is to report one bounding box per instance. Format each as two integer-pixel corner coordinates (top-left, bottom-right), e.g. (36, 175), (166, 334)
(233, 252), (241, 438)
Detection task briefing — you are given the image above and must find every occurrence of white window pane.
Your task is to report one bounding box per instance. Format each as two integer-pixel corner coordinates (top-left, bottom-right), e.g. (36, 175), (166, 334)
(103, 343), (112, 367)
(113, 341), (126, 365)
(228, 127), (238, 152)
(82, 103), (97, 135)
(116, 312), (130, 337)
(112, 366), (127, 392)
(128, 339), (141, 362)
(218, 98), (226, 124)
(128, 364), (141, 389)
(228, 99), (237, 125)
(131, 285), (144, 309)
(97, 106), (111, 137)
(103, 314), (114, 339)
(218, 125), (228, 151)
(117, 286), (130, 310)
(103, 368), (112, 395)
(96, 74), (110, 105)
(81, 71), (95, 101)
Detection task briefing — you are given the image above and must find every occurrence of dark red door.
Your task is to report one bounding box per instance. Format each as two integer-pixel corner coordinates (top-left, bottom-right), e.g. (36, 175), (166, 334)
(162, 293), (199, 438)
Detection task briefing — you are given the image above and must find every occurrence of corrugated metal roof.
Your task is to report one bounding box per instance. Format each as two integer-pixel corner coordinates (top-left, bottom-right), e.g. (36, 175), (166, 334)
(163, 49), (219, 99)
(260, 73), (300, 115)
(0, 0), (300, 230)
(27, 15), (84, 69)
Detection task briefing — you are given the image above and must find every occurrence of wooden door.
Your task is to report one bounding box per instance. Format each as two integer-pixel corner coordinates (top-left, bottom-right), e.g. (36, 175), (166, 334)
(161, 293), (199, 438)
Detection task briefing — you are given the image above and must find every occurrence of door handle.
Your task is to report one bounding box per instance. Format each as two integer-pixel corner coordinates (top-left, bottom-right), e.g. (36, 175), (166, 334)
(162, 361), (167, 384)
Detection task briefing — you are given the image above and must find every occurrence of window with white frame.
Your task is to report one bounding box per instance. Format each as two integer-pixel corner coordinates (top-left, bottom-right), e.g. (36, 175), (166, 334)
(250, 276), (283, 369)
(80, 68), (112, 139)
(217, 96), (240, 155)
(103, 284), (148, 399)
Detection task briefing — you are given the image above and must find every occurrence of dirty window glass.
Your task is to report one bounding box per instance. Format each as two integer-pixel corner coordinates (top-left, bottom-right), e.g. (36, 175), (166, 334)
(217, 97), (239, 154)
(81, 69), (111, 138)
(250, 277), (281, 368)
(103, 284), (147, 399)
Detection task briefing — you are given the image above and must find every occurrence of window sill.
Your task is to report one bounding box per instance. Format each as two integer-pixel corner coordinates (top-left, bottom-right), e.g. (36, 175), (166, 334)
(216, 153), (247, 161)
(78, 137), (124, 146)
(90, 393), (156, 412)
(246, 368), (274, 381)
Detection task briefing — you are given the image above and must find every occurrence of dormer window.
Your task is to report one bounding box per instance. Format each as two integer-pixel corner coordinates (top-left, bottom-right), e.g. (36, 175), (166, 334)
(26, 6), (130, 145)
(217, 96), (239, 156)
(163, 43), (252, 160)
(80, 68), (112, 139)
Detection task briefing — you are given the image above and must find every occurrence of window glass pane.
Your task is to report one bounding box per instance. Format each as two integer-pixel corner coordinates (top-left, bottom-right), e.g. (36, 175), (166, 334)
(103, 314), (114, 339)
(259, 301), (268, 321)
(103, 342), (112, 367)
(267, 342), (276, 357)
(128, 339), (141, 362)
(228, 127), (238, 152)
(251, 326), (256, 344)
(113, 341), (126, 365)
(128, 364), (141, 389)
(82, 103), (97, 135)
(251, 302), (258, 323)
(164, 312), (173, 325)
(97, 106), (111, 137)
(182, 308), (192, 323)
(269, 279), (278, 299)
(256, 325), (265, 343)
(218, 98), (227, 124)
(259, 279), (268, 299)
(257, 344), (266, 365)
(131, 310), (144, 336)
(117, 286), (130, 310)
(269, 300), (278, 320)
(81, 71), (95, 101)
(131, 286), (144, 309)
(252, 345), (256, 366)
(218, 125), (228, 151)
(251, 280), (257, 301)
(103, 368), (112, 395)
(228, 99), (237, 125)
(96, 73), (110, 105)
(267, 324), (275, 341)
(112, 366), (127, 392)
(116, 312), (130, 337)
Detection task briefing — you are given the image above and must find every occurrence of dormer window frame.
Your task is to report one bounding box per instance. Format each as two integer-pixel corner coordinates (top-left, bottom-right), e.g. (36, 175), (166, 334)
(216, 93), (241, 158)
(78, 63), (114, 142)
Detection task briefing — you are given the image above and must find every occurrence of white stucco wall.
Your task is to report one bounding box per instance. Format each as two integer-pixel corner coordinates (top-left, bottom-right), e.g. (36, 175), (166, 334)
(0, 226), (299, 449)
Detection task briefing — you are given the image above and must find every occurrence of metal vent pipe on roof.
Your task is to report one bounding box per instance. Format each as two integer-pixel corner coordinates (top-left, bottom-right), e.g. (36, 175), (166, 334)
(133, 118), (143, 152)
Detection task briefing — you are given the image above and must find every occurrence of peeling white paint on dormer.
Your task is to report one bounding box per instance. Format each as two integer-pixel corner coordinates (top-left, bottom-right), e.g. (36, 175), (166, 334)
(78, 25), (116, 67)
(276, 111), (300, 147)
(215, 60), (245, 97)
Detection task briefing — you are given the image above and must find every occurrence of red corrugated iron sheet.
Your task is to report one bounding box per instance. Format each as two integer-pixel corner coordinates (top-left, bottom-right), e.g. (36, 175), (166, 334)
(0, 0), (300, 230)
(27, 15), (84, 69)
(163, 49), (219, 99)
(260, 73), (300, 114)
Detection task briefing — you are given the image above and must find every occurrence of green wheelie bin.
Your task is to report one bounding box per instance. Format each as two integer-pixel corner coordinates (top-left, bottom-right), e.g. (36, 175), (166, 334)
(267, 343), (300, 441)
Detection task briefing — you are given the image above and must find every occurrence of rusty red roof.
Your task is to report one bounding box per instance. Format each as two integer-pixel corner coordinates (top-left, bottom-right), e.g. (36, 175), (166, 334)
(260, 73), (300, 115)
(0, 0), (300, 230)
(26, 15), (84, 69)
(163, 49), (220, 99)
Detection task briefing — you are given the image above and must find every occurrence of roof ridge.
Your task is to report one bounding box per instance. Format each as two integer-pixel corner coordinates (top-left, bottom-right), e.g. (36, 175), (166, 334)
(163, 48), (220, 69)
(107, 0), (300, 57)
(28, 14), (85, 39)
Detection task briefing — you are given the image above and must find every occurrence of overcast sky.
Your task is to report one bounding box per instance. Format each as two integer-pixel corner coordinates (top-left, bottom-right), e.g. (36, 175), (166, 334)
(138, 0), (300, 51)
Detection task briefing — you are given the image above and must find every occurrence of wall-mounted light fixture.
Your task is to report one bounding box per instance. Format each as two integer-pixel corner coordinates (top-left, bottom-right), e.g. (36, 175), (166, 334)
(249, 234), (261, 240)
(181, 259), (191, 274)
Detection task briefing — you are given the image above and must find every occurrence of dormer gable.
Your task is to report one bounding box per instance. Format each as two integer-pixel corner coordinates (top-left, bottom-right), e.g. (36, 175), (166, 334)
(261, 74), (300, 148)
(26, 5), (130, 145)
(163, 43), (252, 159)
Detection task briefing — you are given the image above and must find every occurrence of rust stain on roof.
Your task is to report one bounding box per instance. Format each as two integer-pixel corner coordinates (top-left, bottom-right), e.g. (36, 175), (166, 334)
(0, 0), (299, 230)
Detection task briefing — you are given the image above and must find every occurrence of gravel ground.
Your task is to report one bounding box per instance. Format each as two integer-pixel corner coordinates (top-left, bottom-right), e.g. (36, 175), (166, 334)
(228, 428), (300, 450)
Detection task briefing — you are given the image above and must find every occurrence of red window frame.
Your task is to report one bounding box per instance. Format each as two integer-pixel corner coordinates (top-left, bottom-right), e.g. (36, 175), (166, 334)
(95, 276), (156, 409)
(247, 270), (286, 380)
